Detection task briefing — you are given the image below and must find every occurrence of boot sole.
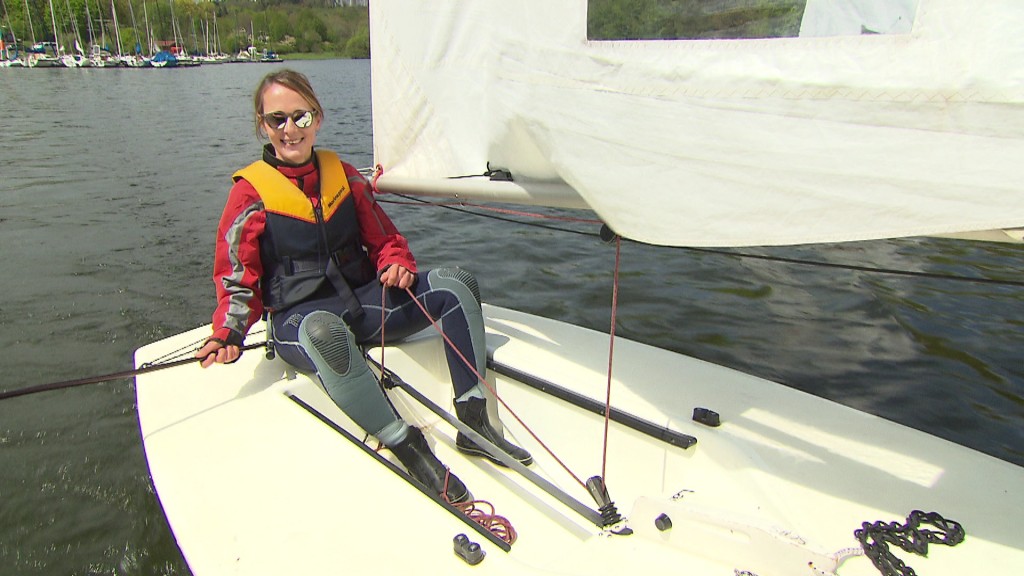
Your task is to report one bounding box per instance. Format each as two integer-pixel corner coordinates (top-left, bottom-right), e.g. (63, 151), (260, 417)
(457, 443), (534, 467)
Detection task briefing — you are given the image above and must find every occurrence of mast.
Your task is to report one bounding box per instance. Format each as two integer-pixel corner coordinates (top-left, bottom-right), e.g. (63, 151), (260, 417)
(83, 0), (94, 50)
(109, 0), (120, 57)
(21, 0), (34, 45)
(168, 0), (180, 55)
(1, 0), (14, 60)
(47, 0), (61, 55)
(96, 0), (105, 54)
(142, 0), (153, 55)
(189, 13), (197, 55)
(1, 0), (13, 54)
(126, 0), (140, 55)
(63, 0), (83, 54)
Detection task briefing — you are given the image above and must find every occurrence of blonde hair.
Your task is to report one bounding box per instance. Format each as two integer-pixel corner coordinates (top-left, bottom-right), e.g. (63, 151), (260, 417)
(253, 69), (325, 139)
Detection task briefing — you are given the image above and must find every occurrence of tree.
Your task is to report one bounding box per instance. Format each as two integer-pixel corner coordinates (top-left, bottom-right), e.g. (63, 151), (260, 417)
(342, 23), (367, 58)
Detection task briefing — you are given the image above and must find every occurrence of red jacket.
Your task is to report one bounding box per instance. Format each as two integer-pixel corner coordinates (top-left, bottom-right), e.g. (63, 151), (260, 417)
(210, 148), (416, 344)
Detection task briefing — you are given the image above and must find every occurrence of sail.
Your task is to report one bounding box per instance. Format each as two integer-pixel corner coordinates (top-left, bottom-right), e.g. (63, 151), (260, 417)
(369, 0), (1024, 247)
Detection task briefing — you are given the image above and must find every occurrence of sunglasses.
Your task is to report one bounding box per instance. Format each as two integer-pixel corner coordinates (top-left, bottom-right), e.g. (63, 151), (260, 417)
(261, 109), (318, 130)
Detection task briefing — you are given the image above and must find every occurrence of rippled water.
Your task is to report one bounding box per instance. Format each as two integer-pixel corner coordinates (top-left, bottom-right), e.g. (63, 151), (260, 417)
(1, 59), (1021, 575)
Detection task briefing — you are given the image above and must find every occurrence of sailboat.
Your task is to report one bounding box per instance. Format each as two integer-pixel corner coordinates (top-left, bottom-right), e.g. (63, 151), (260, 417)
(1, 4), (25, 66)
(133, 1), (1024, 575)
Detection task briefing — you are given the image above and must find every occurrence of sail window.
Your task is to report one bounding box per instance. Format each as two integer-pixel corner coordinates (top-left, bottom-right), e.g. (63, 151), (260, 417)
(587, 0), (919, 40)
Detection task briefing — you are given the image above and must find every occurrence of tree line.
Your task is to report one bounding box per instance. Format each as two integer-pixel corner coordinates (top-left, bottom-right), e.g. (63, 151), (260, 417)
(3, 0), (809, 59)
(1, 0), (369, 58)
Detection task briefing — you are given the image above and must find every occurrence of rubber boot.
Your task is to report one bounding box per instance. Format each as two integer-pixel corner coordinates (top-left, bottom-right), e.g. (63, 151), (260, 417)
(455, 397), (533, 467)
(389, 427), (471, 504)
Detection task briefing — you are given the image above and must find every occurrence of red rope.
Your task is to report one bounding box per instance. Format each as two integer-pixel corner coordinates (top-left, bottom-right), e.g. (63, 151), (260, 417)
(369, 162), (618, 502)
(371, 164), (384, 195)
(378, 282), (518, 544)
(402, 287), (588, 491)
(601, 236), (622, 482)
(453, 498), (518, 544)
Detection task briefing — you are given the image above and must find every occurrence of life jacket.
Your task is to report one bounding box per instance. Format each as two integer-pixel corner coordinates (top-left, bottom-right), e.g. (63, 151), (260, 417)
(233, 149), (375, 319)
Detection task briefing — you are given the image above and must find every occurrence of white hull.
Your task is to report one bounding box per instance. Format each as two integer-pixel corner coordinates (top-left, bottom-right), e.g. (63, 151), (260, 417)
(135, 304), (1023, 575)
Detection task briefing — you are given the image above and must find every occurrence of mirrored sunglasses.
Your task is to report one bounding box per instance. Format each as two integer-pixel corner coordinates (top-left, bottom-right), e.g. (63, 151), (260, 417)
(261, 109), (317, 130)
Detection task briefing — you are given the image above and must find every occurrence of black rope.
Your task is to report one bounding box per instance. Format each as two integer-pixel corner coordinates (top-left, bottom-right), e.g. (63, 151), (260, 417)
(381, 194), (1024, 288)
(855, 510), (966, 576)
(0, 341), (268, 401)
(380, 194), (597, 238)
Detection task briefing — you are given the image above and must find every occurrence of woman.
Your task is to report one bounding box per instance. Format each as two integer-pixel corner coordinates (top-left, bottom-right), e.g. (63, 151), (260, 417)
(196, 69), (531, 504)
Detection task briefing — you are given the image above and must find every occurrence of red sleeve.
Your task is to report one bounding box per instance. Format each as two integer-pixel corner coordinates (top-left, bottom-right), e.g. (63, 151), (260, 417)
(210, 179), (266, 343)
(347, 163), (417, 274)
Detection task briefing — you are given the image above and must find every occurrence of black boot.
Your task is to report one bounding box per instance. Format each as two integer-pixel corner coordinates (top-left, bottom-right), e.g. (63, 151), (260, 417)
(455, 397), (533, 467)
(389, 427), (471, 504)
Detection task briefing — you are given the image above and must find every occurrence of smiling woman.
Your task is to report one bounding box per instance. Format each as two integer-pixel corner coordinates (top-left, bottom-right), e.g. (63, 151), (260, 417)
(195, 68), (531, 507)
(250, 71), (326, 164)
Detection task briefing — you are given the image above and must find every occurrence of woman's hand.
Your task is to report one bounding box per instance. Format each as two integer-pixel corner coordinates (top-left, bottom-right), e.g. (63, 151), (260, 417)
(196, 339), (241, 368)
(380, 265), (415, 289)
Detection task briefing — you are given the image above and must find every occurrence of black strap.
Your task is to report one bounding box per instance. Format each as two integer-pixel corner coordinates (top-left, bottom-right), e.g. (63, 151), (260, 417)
(325, 256), (366, 322)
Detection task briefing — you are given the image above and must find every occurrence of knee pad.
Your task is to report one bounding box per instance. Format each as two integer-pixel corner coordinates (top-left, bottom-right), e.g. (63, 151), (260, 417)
(428, 268), (486, 374)
(298, 311), (401, 439)
(428, 267), (481, 307)
(298, 311), (357, 378)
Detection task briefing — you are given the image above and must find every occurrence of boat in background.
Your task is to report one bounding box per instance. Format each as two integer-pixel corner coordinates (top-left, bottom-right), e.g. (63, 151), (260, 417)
(135, 1), (1024, 574)
(234, 45), (284, 63)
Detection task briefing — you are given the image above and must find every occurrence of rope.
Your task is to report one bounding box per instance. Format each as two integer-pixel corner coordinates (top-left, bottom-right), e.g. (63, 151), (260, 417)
(373, 187), (1024, 288)
(380, 284), (387, 368)
(453, 498), (518, 545)
(0, 337), (268, 401)
(371, 163), (384, 195)
(376, 282), (518, 544)
(401, 287), (589, 491)
(854, 510), (965, 576)
(147, 328), (268, 365)
(385, 194), (601, 225)
(600, 236), (622, 482)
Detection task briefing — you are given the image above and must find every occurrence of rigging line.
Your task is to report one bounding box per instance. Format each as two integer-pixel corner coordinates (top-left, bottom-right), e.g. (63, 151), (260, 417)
(147, 328), (269, 365)
(377, 194), (599, 238)
(600, 236), (622, 483)
(0, 341), (269, 401)
(682, 246), (1024, 288)
(380, 284), (387, 368)
(382, 196), (1024, 288)
(386, 193), (601, 224)
(375, 284), (519, 543)
(401, 286), (589, 491)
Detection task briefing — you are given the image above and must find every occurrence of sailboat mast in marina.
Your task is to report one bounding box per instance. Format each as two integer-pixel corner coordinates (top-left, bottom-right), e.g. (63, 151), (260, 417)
(21, 0), (35, 47)
(142, 1), (154, 59)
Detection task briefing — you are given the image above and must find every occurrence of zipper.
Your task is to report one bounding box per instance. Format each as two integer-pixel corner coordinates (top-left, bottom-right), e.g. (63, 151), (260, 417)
(311, 193), (336, 269)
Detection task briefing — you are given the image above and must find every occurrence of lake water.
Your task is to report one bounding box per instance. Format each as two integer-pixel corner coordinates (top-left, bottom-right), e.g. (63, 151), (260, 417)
(1, 59), (1021, 575)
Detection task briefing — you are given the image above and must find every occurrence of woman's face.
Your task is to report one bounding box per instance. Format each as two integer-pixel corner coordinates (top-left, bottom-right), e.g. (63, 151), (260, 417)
(259, 82), (322, 165)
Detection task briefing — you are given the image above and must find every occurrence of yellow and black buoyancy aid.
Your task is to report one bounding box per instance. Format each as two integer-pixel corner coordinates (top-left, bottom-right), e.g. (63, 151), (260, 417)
(233, 150), (375, 319)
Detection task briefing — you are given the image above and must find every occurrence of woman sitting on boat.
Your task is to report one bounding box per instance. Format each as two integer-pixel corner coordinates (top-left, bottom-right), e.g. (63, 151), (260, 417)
(196, 69), (531, 504)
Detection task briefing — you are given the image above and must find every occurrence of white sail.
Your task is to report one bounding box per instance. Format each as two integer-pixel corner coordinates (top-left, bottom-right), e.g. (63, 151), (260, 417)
(370, 0), (1024, 247)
